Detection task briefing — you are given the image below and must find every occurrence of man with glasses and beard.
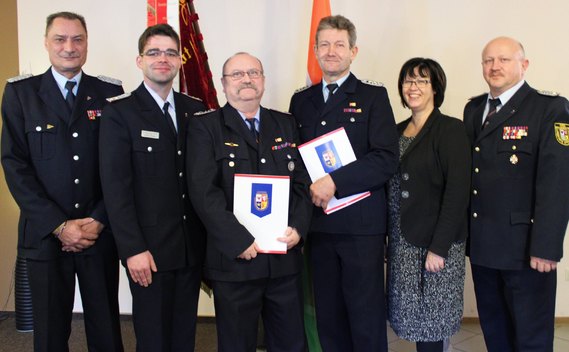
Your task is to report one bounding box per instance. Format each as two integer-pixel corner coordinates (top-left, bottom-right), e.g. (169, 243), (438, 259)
(187, 52), (312, 352)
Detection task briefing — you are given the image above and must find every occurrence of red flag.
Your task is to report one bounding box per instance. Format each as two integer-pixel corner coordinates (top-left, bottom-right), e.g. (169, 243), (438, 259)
(306, 0), (331, 86)
(179, 0), (219, 109)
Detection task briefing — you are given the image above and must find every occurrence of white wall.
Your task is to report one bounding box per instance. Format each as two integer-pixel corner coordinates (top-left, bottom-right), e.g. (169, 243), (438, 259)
(17, 0), (569, 317)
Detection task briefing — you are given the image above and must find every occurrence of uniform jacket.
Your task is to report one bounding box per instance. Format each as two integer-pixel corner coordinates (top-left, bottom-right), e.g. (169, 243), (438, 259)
(186, 104), (312, 282)
(99, 83), (206, 272)
(289, 73), (398, 235)
(1, 69), (123, 260)
(464, 82), (569, 270)
(395, 109), (471, 257)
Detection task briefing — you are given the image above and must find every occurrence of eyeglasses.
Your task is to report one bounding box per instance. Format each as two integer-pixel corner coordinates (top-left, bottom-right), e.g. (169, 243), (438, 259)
(222, 69), (264, 80)
(141, 49), (180, 58)
(402, 79), (430, 88)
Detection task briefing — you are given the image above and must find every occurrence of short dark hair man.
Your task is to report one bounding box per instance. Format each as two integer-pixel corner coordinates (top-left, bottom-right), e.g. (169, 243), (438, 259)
(1, 11), (124, 351)
(99, 23), (206, 350)
(289, 15), (398, 352)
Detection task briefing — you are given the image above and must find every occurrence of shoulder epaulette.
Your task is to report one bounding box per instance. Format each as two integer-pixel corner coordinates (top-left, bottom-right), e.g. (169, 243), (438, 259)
(194, 108), (216, 116)
(294, 85), (311, 94)
(181, 92), (203, 102)
(469, 93), (487, 101)
(97, 75), (122, 86)
(537, 89), (559, 97)
(7, 74), (33, 83)
(361, 79), (384, 87)
(106, 92), (131, 102)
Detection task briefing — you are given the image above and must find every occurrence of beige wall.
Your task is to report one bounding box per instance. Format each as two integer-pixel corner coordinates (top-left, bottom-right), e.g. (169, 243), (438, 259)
(0, 0), (19, 312)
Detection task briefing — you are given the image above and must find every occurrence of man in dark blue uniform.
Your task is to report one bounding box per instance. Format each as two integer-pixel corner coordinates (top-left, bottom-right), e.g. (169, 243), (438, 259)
(187, 52), (312, 352)
(1, 12), (123, 351)
(99, 24), (206, 351)
(464, 36), (569, 352)
(289, 15), (398, 352)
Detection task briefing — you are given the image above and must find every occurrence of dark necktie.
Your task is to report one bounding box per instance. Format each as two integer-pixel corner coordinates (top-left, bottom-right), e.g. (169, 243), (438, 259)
(65, 81), (76, 111)
(325, 83), (338, 102)
(162, 102), (177, 135)
(245, 118), (258, 143)
(483, 98), (501, 129)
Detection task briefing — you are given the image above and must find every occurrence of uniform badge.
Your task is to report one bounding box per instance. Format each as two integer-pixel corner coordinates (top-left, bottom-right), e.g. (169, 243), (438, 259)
(349, 102), (357, 107)
(510, 154), (519, 164)
(47, 124), (54, 129)
(271, 141), (295, 150)
(288, 161), (295, 172)
(315, 141), (342, 172)
(141, 130), (160, 139)
(502, 126), (528, 140)
(251, 183), (272, 218)
(343, 108), (362, 113)
(87, 109), (102, 120)
(554, 122), (569, 146)
(224, 142), (239, 147)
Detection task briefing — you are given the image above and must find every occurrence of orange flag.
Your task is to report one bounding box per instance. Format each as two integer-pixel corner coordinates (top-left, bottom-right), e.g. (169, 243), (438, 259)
(306, 0), (331, 86)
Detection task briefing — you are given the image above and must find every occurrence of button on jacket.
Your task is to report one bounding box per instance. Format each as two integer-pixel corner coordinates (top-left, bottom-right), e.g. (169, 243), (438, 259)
(396, 109), (471, 257)
(1, 69), (123, 259)
(289, 73), (398, 236)
(464, 82), (569, 269)
(99, 83), (206, 271)
(186, 104), (312, 282)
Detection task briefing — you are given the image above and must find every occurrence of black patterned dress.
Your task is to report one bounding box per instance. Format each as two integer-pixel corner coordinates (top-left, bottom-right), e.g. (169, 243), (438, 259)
(386, 135), (465, 341)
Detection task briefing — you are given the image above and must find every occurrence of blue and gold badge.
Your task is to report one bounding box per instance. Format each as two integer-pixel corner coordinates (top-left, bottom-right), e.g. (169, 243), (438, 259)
(554, 122), (569, 146)
(315, 141), (343, 172)
(251, 183), (272, 218)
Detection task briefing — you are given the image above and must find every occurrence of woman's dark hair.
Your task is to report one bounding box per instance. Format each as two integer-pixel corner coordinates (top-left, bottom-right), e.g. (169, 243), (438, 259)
(397, 57), (447, 108)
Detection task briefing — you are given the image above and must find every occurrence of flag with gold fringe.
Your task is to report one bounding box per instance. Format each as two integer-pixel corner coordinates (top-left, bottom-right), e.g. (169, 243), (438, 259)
(179, 0), (219, 109)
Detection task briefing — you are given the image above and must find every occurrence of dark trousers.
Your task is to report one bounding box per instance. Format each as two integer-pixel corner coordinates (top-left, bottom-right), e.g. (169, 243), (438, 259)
(127, 264), (202, 352)
(310, 232), (387, 352)
(471, 263), (556, 352)
(27, 252), (122, 352)
(416, 340), (443, 352)
(211, 274), (305, 352)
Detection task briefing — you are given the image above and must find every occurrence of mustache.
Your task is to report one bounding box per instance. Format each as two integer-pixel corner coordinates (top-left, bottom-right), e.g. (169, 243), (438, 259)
(238, 82), (258, 92)
(59, 54), (80, 59)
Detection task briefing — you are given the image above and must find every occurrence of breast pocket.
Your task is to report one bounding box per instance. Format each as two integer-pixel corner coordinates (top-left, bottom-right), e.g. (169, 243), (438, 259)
(273, 148), (299, 176)
(336, 113), (368, 146)
(496, 141), (533, 178)
(25, 120), (57, 160)
(132, 139), (166, 178)
(215, 146), (250, 187)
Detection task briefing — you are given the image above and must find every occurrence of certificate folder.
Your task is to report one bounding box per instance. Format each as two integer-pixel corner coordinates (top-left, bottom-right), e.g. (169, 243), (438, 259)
(233, 174), (290, 254)
(298, 127), (370, 214)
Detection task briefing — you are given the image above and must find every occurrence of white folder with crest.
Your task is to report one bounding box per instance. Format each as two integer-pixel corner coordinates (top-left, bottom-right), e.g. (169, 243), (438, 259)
(298, 127), (370, 214)
(233, 174), (290, 254)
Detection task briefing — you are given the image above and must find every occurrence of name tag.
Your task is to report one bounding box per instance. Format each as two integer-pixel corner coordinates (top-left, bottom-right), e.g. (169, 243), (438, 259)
(141, 130), (160, 139)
